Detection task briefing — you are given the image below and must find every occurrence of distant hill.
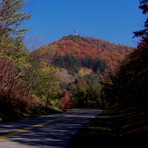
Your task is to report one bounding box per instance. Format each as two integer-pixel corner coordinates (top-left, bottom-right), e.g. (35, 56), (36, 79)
(32, 35), (134, 80)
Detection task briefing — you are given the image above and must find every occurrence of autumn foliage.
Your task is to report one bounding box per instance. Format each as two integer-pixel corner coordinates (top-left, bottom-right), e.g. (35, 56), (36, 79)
(102, 0), (148, 107)
(33, 35), (134, 80)
(31, 35), (134, 108)
(60, 90), (75, 110)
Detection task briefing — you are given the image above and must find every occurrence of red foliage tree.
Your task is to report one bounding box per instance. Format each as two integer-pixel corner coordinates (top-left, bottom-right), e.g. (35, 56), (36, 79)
(60, 91), (75, 110)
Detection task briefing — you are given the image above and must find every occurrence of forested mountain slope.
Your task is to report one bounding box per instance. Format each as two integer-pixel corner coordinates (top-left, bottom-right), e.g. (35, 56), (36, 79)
(32, 35), (134, 79)
(31, 35), (134, 109)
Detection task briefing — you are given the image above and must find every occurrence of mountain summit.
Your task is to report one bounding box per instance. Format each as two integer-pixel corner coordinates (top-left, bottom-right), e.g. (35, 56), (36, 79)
(32, 35), (134, 79)
(33, 35), (133, 58)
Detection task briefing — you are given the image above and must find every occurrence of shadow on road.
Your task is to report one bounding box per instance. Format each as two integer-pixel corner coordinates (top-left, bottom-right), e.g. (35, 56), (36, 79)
(0, 109), (101, 148)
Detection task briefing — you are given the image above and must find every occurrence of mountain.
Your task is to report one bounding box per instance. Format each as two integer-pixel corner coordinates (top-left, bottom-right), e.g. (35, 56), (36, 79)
(32, 35), (134, 80)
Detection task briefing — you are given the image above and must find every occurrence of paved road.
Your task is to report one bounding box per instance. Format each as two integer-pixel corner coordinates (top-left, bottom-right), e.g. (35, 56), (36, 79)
(0, 108), (101, 148)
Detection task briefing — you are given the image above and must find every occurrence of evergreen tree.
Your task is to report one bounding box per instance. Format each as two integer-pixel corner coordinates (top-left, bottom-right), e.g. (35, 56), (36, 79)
(133, 0), (148, 38)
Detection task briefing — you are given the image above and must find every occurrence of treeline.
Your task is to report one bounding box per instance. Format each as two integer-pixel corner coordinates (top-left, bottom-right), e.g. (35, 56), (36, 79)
(103, 0), (148, 108)
(52, 54), (107, 75)
(0, 0), (61, 120)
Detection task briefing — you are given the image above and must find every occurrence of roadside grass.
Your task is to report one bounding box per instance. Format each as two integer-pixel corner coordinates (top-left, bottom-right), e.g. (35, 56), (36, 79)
(68, 105), (148, 147)
(0, 106), (63, 122)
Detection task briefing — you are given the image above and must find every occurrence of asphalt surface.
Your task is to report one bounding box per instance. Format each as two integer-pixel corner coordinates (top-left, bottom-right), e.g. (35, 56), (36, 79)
(0, 108), (102, 148)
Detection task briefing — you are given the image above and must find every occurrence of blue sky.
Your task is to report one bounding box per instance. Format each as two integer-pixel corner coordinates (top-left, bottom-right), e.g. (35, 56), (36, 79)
(23, 0), (145, 50)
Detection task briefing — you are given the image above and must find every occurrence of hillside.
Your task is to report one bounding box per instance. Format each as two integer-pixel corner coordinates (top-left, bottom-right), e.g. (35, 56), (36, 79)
(32, 35), (134, 79)
(34, 35), (133, 58)
(30, 35), (135, 108)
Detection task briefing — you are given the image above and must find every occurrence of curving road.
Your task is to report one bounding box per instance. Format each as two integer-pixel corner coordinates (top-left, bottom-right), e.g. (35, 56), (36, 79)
(0, 108), (101, 148)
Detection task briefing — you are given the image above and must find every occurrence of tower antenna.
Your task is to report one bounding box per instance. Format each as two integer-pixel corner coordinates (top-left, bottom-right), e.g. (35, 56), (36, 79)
(74, 29), (78, 36)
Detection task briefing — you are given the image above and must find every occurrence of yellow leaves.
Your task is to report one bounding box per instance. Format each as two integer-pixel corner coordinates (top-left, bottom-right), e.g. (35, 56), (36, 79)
(78, 67), (93, 76)
(39, 61), (59, 75)
(36, 61), (60, 100)
(15, 55), (31, 69)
